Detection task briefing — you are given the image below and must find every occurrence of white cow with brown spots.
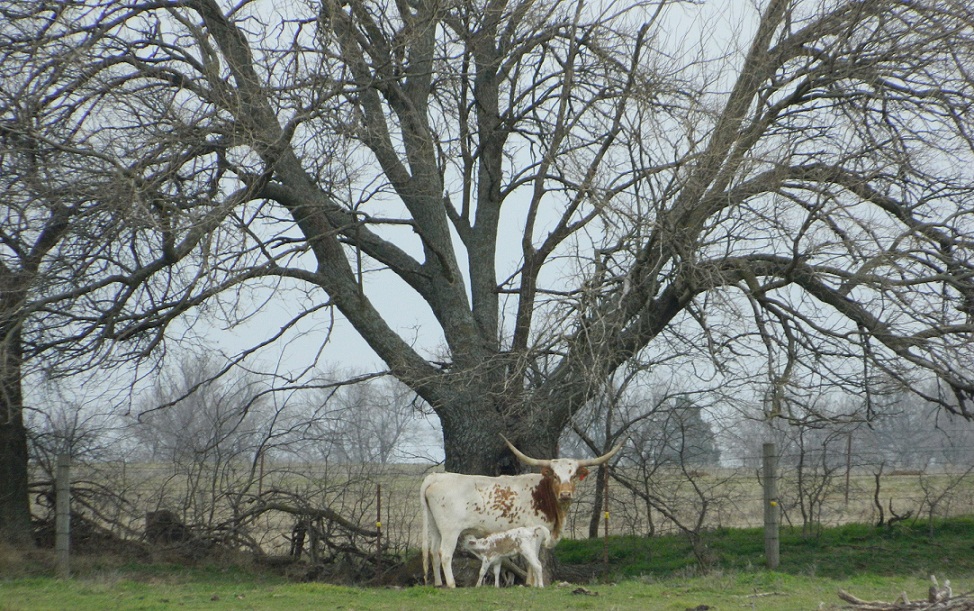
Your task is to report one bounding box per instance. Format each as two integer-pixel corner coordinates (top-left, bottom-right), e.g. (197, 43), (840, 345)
(420, 435), (624, 588)
(462, 525), (552, 587)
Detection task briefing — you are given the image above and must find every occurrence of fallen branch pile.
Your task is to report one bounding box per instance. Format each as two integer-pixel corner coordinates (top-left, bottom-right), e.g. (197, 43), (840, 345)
(839, 576), (974, 610)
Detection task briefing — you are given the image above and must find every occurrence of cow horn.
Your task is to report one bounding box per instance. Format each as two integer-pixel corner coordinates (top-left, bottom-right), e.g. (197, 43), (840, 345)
(576, 438), (627, 468)
(501, 435), (551, 468)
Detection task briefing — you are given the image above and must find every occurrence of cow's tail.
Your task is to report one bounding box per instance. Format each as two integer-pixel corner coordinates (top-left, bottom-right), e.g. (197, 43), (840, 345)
(420, 476), (432, 585)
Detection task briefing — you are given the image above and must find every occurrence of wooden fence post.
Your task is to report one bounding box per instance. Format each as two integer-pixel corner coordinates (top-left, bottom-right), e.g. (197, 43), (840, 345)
(762, 442), (779, 570)
(56, 453), (71, 578)
(603, 464), (610, 566)
(845, 433), (852, 504)
(375, 483), (382, 575)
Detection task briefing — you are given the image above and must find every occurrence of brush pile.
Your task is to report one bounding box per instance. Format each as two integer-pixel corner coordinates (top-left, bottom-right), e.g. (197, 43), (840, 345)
(839, 576), (974, 610)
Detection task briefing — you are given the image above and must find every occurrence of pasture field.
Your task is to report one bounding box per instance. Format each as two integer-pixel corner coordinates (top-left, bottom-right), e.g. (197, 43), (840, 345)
(2, 572), (972, 611)
(2, 518), (973, 611)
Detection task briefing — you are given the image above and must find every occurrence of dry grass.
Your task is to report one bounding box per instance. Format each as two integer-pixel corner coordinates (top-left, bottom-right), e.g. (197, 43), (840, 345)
(32, 461), (974, 560)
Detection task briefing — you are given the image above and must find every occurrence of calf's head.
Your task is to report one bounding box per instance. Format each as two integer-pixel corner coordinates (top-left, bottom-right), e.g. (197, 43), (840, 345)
(460, 533), (481, 552)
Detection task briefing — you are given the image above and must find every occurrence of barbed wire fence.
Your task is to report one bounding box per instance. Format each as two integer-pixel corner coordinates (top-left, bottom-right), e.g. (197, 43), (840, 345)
(39, 441), (974, 580)
(569, 441), (974, 572)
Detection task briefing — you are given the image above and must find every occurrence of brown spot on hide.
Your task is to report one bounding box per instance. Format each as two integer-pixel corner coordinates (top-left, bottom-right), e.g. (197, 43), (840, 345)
(488, 485), (520, 521)
(486, 537), (517, 556)
(531, 473), (563, 538)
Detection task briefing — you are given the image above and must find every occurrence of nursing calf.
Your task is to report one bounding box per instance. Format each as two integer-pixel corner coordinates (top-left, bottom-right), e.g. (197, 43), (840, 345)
(462, 525), (552, 587)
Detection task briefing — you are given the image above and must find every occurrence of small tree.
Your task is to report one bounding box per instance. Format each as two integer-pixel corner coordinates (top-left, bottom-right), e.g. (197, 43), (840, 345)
(653, 398), (721, 469)
(916, 465), (974, 536)
(301, 375), (428, 465)
(129, 352), (269, 528)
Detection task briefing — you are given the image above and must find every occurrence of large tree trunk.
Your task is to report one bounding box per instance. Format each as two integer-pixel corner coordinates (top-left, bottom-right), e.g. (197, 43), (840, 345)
(436, 377), (563, 475)
(440, 409), (512, 475)
(0, 326), (32, 547)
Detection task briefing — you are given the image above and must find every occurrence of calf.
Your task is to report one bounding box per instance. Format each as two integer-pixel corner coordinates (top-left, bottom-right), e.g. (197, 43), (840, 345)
(461, 525), (553, 587)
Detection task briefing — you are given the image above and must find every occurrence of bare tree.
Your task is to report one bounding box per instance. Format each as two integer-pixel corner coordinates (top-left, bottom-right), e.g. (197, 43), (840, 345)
(0, 11), (144, 544)
(128, 354), (269, 526)
(916, 464), (974, 536)
(563, 365), (658, 538)
(855, 386), (974, 469)
(131, 355), (268, 464)
(785, 422), (849, 535)
(606, 392), (741, 562)
(3, 0), (974, 535)
(299, 374), (429, 464)
(26, 380), (126, 472)
(0, 0), (288, 543)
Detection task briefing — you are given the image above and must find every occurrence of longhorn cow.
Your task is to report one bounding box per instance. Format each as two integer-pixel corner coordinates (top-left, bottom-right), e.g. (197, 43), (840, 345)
(420, 435), (624, 587)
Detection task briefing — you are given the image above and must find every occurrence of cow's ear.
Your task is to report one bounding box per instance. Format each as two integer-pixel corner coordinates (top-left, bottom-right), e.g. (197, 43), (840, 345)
(541, 466), (554, 478)
(577, 466), (589, 480)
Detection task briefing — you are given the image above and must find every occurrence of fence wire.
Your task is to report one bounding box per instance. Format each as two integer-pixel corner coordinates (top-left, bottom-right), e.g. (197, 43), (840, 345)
(34, 446), (974, 566)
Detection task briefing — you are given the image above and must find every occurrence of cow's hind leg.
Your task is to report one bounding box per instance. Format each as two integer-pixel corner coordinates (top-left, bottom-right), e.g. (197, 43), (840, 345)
(439, 546), (456, 588)
(429, 527), (443, 586)
(438, 528), (461, 588)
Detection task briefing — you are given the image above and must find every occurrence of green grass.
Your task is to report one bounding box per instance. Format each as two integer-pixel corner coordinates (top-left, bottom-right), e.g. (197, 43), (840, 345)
(2, 572), (970, 611)
(555, 516), (974, 579)
(2, 517), (973, 610)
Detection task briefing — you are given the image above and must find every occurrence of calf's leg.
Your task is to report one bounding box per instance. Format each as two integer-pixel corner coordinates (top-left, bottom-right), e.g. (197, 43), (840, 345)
(521, 548), (545, 587)
(492, 559), (503, 587)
